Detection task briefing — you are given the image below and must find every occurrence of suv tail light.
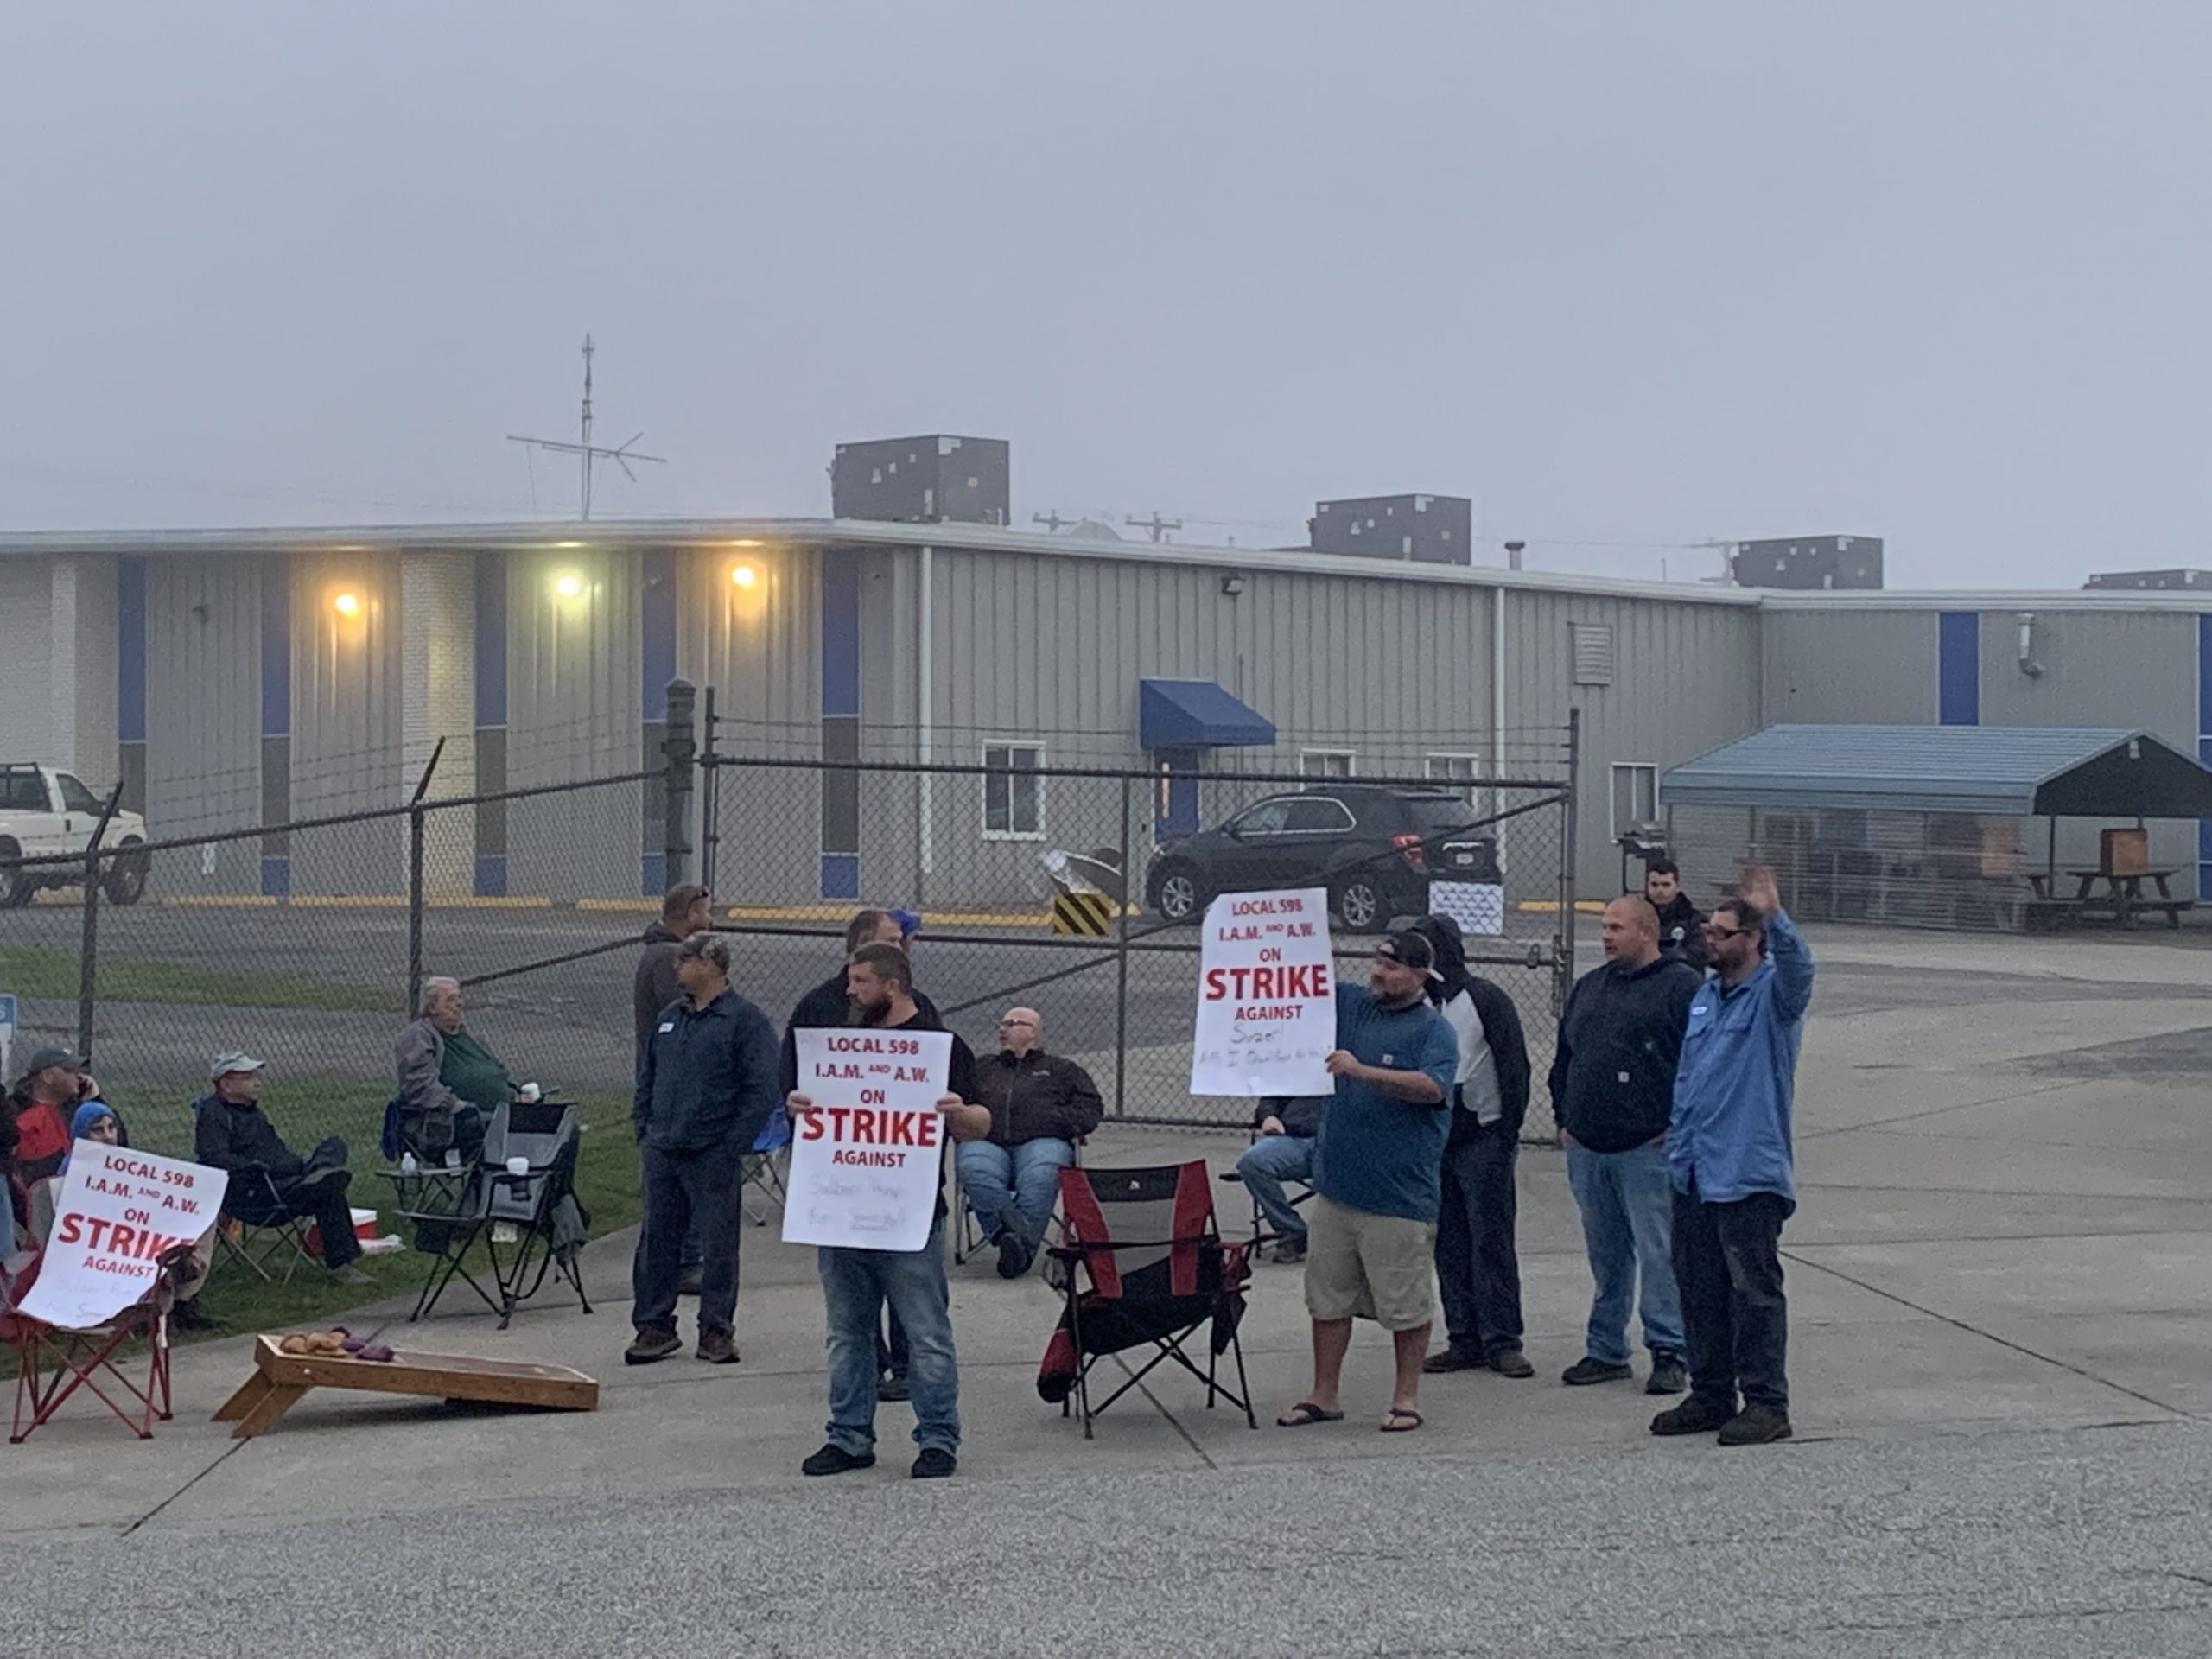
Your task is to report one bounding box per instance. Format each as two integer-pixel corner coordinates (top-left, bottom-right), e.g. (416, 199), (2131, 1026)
(1392, 832), (1427, 871)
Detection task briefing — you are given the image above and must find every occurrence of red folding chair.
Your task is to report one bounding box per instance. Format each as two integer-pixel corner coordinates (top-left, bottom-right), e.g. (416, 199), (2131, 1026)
(1037, 1160), (1257, 1439)
(3, 1243), (194, 1444)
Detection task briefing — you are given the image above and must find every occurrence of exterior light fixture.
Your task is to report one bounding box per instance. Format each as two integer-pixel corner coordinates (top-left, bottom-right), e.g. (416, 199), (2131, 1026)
(332, 591), (361, 617)
(553, 572), (584, 600)
(731, 563), (759, 589)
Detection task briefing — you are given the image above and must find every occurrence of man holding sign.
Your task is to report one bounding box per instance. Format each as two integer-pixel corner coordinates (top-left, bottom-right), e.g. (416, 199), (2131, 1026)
(1277, 930), (1459, 1435)
(787, 943), (988, 1480)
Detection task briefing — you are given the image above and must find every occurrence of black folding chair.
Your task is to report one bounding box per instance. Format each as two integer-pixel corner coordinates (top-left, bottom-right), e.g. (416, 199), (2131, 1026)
(1037, 1160), (1256, 1438)
(1217, 1133), (1317, 1247)
(398, 1100), (592, 1330)
(213, 1165), (323, 1285)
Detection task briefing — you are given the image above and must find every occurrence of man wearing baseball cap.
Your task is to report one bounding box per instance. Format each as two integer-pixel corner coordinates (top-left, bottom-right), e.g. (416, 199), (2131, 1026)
(1277, 930), (1459, 1434)
(5, 1047), (100, 1185)
(192, 1052), (368, 1281)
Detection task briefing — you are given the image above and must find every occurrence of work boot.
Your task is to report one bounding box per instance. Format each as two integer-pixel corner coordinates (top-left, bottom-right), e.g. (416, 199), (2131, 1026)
(1488, 1348), (1535, 1379)
(1421, 1345), (1484, 1375)
(995, 1230), (1035, 1280)
(801, 1444), (875, 1477)
(1717, 1403), (1794, 1446)
(696, 1330), (740, 1365)
(625, 1326), (683, 1365)
(1650, 1394), (1738, 1436)
(1646, 1352), (1688, 1395)
(877, 1372), (911, 1402)
(1560, 1357), (1633, 1387)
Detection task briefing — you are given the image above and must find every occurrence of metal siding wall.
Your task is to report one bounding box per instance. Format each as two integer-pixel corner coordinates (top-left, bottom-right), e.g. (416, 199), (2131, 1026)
(141, 554), (264, 891)
(64, 555), (119, 784)
(1508, 590), (1763, 894)
(1761, 610), (1941, 726)
(1974, 609), (2200, 891)
(504, 547), (644, 899)
(399, 550), (477, 896)
(677, 543), (823, 907)
(0, 560), (55, 762)
(290, 550), (404, 893)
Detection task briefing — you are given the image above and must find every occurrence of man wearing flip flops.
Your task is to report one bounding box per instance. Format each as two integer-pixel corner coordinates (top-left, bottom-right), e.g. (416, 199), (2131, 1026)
(1277, 931), (1459, 1435)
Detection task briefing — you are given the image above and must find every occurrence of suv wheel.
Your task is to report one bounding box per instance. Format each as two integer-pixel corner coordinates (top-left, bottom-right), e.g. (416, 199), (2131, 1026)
(1154, 863), (1203, 924)
(1333, 876), (1384, 933)
(0, 838), (31, 909)
(105, 841), (150, 906)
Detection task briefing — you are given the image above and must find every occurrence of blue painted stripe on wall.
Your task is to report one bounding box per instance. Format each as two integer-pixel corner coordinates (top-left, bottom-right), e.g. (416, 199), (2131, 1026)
(474, 551), (507, 727)
(641, 853), (667, 897)
(116, 556), (147, 742)
(1937, 611), (1980, 726)
(820, 549), (861, 719)
(474, 855), (507, 899)
(260, 856), (289, 898)
(641, 549), (677, 721)
(260, 560), (291, 737)
(2200, 614), (2212, 737)
(820, 854), (860, 901)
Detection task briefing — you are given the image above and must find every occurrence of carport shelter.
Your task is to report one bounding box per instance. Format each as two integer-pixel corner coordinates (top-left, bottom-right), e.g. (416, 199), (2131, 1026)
(1660, 724), (2212, 931)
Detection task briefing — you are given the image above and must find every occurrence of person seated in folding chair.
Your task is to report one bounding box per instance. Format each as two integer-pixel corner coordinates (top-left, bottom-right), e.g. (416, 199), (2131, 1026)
(393, 977), (518, 1166)
(193, 1053), (369, 1284)
(5, 1046), (105, 1185)
(1277, 930), (1459, 1436)
(960, 1007), (1103, 1280)
(1233, 1094), (1327, 1264)
(627, 933), (780, 1368)
(779, 906), (938, 1402)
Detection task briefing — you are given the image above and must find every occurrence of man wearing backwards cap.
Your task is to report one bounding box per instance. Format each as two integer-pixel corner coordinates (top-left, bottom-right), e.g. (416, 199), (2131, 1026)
(1277, 930), (1459, 1435)
(192, 1052), (368, 1282)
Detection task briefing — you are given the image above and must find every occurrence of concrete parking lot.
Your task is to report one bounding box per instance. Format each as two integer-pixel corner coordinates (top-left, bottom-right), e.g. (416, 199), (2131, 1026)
(5, 919), (2212, 1655)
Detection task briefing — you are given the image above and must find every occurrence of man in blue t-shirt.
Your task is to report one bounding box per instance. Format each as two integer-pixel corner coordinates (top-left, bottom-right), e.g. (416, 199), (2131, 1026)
(1276, 931), (1459, 1435)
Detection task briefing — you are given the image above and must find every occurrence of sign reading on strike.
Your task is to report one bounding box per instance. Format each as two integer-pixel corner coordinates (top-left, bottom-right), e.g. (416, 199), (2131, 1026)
(783, 1027), (954, 1252)
(1190, 886), (1336, 1097)
(17, 1142), (227, 1331)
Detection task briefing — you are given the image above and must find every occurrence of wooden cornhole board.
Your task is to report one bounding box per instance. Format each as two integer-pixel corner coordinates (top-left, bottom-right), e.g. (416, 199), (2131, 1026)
(213, 1334), (599, 1439)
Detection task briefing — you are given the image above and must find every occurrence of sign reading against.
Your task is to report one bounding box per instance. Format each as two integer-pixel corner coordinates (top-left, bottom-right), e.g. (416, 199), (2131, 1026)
(1190, 887), (1336, 1097)
(16, 1143), (227, 1330)
(783, 1027), (954, 1252)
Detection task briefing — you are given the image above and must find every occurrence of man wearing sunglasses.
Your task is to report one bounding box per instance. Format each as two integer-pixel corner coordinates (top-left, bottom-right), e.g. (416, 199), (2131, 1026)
(1651, 864), (1815, 1448)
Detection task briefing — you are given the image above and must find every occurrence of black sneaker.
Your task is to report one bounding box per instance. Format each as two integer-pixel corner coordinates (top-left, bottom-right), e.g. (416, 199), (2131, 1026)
(911, 1447), (957, 1479)
(624, 1326), (683, 1365)
(1489, 1349), (1536, 1379)
(677, 1272), (704, 1298)
(995, 1231), (1035, 1280)
(1646, 1353), (1688, 1395)
(1717, 1403), (1794, 1446)
(876, 1373), (911, 1403)
(1271, 1239), (1307, 1264)
(1560, 1356), (1634, 1387)
(1650, 1394), (1738, 1436)
(801, 1444), (876, 1477)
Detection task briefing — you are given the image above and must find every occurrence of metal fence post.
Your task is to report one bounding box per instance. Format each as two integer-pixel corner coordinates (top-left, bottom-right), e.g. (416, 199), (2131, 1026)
(1114, 772), (1134, 1119)
(406, 738), (444, 1017)
(700, 684), (721, 895)
(664, 678), (696, 887)
(1555, 708), (1582, 1015)
(75, 783), (123, 1062)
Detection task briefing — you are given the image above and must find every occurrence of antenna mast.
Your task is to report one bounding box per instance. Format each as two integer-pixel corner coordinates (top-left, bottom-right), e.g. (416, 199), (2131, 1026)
(508, 334), (666, 519)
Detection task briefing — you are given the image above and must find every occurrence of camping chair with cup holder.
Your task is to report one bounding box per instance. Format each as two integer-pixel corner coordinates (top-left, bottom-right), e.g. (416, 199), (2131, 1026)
(740, 1103), (794, 1227)
(2, 1242), (200, 1443)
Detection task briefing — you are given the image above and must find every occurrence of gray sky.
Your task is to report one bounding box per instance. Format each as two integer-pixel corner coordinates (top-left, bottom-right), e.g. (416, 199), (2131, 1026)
(7, 1), (2209, 588)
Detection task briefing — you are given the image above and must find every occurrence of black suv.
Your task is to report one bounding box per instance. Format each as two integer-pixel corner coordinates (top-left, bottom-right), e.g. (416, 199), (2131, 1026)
(1145, 785), (1502, 931)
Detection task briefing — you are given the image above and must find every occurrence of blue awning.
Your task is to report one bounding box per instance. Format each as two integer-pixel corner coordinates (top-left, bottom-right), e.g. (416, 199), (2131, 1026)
(1139, 679), (1275, 750)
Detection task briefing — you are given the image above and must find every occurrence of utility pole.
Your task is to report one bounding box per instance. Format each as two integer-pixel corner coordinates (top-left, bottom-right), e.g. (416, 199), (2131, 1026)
(1125, 512), (1182, 544)
(1033, 511), (1076, 532)
(508, 334), (667, 519)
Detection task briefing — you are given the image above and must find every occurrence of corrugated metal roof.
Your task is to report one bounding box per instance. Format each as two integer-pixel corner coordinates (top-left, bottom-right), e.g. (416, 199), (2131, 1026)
(1660, 724), (2147, 815)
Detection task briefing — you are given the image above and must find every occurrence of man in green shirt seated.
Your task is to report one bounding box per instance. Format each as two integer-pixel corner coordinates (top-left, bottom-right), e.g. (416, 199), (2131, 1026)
(392, 976), (519, 1161)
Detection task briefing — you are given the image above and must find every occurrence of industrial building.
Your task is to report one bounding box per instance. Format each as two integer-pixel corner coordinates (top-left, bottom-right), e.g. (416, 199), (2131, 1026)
(3, 493), (2209, 918)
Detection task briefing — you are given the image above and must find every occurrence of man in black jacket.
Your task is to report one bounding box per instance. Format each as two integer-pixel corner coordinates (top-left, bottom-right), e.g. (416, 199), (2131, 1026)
(1409, 915), (1536, 1380)
(633, 883), (714, 1294)
(1645, 860), (1709, 974)
(193, 1053), (366, 1282)
(1551, 896), (1702, 1395)
(957, 1007), (1103, 1278)
(628, 932), (779, 1368)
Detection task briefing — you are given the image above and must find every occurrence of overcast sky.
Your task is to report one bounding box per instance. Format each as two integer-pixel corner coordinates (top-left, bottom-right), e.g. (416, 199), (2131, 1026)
(6, 2), (2208, 588)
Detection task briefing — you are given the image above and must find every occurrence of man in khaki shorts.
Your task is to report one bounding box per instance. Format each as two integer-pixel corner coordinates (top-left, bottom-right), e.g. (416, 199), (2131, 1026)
(1277, 930), (1459, 1433)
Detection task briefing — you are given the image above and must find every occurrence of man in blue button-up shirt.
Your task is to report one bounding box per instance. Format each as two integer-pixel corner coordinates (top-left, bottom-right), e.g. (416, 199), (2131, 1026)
(1652, 865), (1814, 1448)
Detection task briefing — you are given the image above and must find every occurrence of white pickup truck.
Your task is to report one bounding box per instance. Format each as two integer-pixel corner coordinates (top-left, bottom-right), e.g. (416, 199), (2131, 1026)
(0, 764), (151, 907)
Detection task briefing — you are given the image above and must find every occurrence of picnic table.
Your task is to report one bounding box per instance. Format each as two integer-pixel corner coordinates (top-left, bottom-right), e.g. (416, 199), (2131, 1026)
(2026, 868), (2193, 929)
(213, 1334), (599, 1439)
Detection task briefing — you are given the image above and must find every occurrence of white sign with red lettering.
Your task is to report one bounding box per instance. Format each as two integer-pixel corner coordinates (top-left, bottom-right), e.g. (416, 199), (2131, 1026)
(16, 1142), (227, 1330)
(1190, 886), (1336, 1097)
(784, 1027), (953, 1252)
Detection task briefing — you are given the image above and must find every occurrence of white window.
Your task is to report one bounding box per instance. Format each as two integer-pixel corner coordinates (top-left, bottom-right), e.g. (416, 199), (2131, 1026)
(1610, 762), (1658, 836)
(1426, 753), (1483, 804)
(1300, 749), (1355, 779)
(982, 743), (1044, 838)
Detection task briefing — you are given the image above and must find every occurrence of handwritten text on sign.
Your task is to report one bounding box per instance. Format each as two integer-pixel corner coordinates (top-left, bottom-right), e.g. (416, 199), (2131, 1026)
(1190, 887), (1335, 1097)
(16, 1143), (228, 1330)
(783, 1027), (952, 1252)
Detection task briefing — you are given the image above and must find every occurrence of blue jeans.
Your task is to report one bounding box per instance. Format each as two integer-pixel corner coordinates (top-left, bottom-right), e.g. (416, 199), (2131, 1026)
(819, 1217), (960, 1455)
(957, 1138), (1074, 1243)
(1565, 1139), (1683, 1363)
(1236, 1134), (1314, 1244)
